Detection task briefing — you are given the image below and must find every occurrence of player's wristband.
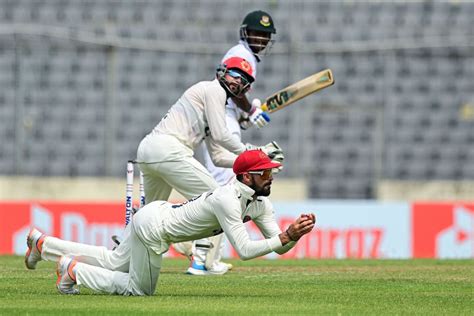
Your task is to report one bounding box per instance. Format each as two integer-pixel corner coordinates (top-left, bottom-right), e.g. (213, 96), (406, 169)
(286, 228), (298, 241)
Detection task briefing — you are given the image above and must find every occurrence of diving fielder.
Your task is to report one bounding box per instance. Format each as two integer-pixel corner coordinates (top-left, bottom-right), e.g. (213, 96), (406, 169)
(25, 150), (316, 296)
(23, 57), (284, 277)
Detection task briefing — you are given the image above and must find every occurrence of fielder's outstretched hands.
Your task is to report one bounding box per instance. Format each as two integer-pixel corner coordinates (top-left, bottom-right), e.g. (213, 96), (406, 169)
(249, 99), (270, 128)
(280, 213), (316, 245)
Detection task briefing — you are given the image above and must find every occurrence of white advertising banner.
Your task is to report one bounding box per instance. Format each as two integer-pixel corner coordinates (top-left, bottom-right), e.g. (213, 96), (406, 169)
(1, 201), (472, 258)
(276, 200), (411, 259)
(221, 200), (411, 259)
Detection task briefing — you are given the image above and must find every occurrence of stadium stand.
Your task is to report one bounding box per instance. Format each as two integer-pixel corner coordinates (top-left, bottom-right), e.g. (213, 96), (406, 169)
(0, 0), (472, 198)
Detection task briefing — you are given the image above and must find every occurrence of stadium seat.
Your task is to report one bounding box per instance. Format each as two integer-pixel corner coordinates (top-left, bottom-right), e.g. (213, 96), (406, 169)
(1, 0), (473, 195)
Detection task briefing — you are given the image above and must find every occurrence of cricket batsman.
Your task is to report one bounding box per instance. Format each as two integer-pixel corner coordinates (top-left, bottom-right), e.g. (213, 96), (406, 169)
(182, 10), (280, 275)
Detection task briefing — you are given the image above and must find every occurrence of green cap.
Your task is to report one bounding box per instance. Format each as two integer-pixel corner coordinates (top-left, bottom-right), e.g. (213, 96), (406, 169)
(241, 10), (276, 34)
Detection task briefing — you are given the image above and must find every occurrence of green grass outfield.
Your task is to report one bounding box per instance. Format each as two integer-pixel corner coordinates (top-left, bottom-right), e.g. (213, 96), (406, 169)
(0, 256), (472, 315)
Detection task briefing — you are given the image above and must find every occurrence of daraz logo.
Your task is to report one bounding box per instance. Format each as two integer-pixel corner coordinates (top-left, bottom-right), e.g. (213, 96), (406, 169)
(412, 203), (474, 258)
(12, 204), (123, 255)
(437, 206), (473, 258)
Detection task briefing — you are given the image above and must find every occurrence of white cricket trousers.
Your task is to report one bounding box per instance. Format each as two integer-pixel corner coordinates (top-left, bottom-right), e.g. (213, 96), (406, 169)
(136, 133), (220, 265)
(44, 203), (168, 296)
(39, 134), (221, 277)
(42, 226), (132, 272)
(136, 133), (219, 202)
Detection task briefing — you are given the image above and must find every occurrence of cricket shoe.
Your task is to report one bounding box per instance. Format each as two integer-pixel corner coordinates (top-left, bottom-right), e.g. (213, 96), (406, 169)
(186, 260), (229, 276)
(25, 228), (46, 270)
(219, 261), (233, 271)
(56, 256), (79, 295)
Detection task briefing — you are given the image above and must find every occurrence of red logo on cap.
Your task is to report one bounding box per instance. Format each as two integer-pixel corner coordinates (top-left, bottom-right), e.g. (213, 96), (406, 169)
(241, 60), (251, 73)
(233, 149), (281, 175)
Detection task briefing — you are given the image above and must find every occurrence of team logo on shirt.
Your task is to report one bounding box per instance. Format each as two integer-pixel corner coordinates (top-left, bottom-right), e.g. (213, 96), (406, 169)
(260, 15), (271, 27)
(204, 126), (211, 137)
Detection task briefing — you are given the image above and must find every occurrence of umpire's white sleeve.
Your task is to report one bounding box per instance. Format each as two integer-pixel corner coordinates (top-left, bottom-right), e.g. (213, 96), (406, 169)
(213, 197), (282, 260)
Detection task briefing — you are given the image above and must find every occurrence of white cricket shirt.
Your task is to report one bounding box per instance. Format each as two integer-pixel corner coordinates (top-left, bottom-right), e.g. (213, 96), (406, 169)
(140, 180), (296, 260)
(152, 79), (246, 167)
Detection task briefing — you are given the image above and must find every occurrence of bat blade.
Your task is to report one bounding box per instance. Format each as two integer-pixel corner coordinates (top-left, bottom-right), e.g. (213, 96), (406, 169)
(261, 69), (334, 113)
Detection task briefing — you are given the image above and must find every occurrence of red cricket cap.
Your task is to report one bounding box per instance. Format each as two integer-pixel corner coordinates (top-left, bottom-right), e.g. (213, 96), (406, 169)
(233, 150), (281, 175)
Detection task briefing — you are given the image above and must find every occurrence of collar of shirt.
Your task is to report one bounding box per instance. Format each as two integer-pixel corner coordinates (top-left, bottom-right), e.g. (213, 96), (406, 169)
(234, 179), (255, 199)
(239, 40), (261, 63)
(233, 180), (256, 217)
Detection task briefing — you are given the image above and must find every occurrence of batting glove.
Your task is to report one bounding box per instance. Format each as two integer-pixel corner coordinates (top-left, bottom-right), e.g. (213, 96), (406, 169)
(249, 99), (270, 129)
(238, 112), (252, 130)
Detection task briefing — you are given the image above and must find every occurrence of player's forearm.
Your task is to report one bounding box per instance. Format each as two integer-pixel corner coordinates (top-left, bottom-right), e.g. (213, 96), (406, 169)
(238, 232), (296, 258)
(233, 232), (296, 259)
(275, 240), (297, 255)
(235, 236), (282, 260)
(206, 139), (238, 168)
(225, 225), (282, 260)
(273, 231), (298, 255)
(206, 94), (246, 153)
(207, 122), (246, 154)
(279, 230), (296, 246)
(209, 150), (236, 168)
(231, 95), (252, 112)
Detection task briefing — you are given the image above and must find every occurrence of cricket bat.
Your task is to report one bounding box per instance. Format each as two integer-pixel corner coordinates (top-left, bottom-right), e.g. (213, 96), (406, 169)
(260, 69), (334, 113)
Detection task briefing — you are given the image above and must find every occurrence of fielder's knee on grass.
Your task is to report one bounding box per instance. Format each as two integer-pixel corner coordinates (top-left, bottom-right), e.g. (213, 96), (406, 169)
(75, 263), (130, 295)
(106, 251), (131, 272)
(127, 270), (161, 296)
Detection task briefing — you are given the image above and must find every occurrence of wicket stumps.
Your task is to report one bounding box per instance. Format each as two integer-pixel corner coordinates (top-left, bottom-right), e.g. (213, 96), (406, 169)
(125, 160), (145, 226)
